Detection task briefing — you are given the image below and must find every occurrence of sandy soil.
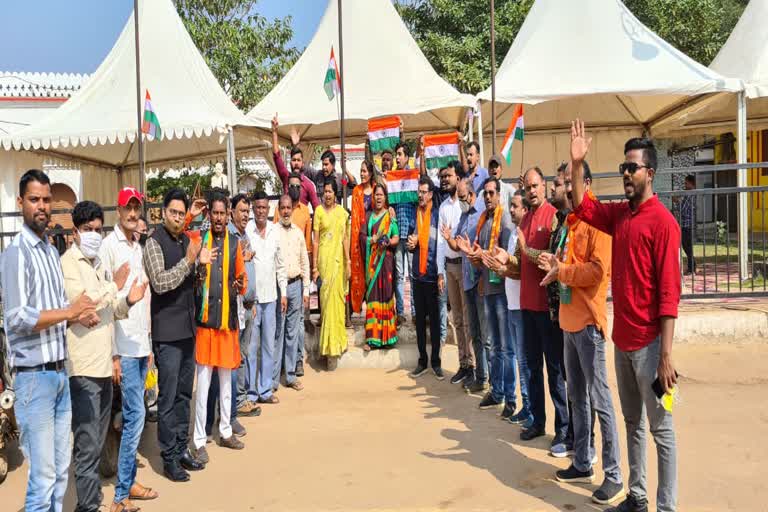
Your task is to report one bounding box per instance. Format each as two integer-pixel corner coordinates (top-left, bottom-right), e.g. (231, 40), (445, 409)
(1, 341), (766, 511)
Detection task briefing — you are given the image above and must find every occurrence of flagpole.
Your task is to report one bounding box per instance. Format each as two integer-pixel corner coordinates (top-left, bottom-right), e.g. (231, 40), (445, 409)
(338, 0), (348, 211)
(133, 0), (145, 206)
(490, 0), (497, 155)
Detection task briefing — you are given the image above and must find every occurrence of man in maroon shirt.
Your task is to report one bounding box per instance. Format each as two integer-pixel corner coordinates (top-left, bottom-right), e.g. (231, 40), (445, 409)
(271, 115), (320, 209)
(570, 119), (679, 512)
(516, 167), (569, 447)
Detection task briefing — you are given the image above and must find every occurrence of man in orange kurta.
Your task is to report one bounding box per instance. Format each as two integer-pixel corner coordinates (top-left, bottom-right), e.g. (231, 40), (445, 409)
(190, 193), (247, 461)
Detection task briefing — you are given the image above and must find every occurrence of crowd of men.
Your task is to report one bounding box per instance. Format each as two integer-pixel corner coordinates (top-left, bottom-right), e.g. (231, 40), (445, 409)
(2, 117), (680, 512)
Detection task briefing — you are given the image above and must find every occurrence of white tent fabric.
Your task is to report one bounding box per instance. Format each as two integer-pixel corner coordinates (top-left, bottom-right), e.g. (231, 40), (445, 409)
(247, 0), (476, 145)
(0, 0), (268, 169)
(477, 0), (742, 138)
(650, 0), (768, 137)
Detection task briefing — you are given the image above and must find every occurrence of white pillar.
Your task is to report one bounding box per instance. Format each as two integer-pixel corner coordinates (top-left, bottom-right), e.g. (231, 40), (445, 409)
(226, 128), (237, 193)
(476, 105), (485, 168)
(468, 107), (474, 143)
(737, 91), (749, 280)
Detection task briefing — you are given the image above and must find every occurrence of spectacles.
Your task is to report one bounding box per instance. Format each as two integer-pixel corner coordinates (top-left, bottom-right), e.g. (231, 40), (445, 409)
(619, 162), (651, 175)
(166, 208), (186, 219)
(289, 184), (301, 189)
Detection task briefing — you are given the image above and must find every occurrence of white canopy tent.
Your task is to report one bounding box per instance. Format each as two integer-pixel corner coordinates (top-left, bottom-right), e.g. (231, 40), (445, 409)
(476, 0), (742, 187)
(247, 0), (476, 146)
(1, 0), (269, 187)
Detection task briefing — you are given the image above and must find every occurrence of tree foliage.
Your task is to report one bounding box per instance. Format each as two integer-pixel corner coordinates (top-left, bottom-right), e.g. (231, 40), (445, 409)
(175, 0), (300, 111)
(396, 0), (747, 95)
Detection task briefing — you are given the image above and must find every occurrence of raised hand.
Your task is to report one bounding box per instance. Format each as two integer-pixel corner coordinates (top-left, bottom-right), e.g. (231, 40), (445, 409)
(186, 238), (202, 264)
(199, 246), (219, 265)
(440, 224), (452, 241)
(272, 113), (279, 132)
(190, 199), (207, 218)
(113, 262), (131, 290)
(491, 246), (510, 265)
(570, 118), (592, 163)
(455, 234), (472, 254)
(517, 227), (527, 251)
(127, 278), (148, 306)
(290, 125), (300, 147)
(481, 250), (502, 272)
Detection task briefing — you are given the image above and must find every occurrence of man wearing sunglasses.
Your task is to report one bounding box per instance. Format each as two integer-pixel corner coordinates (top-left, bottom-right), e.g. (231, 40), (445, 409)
(569, 120), (680, 512)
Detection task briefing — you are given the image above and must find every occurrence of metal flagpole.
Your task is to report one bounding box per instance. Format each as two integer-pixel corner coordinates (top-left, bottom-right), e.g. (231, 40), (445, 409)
(490, 0), (497, 155)
(338, 0), (347, 211)
(737, 91), (749, 280)
(133, 0), (145, 205)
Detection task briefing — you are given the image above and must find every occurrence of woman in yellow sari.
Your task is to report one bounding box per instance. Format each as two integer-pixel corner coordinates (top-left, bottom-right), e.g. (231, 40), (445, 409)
(312, 177), (351, 370)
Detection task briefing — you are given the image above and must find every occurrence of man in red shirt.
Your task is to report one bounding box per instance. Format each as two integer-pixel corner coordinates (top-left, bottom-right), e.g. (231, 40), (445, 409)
(570, 119), (679, 512)
(270, 115), (320, 209)
(517, 167), (569, 447)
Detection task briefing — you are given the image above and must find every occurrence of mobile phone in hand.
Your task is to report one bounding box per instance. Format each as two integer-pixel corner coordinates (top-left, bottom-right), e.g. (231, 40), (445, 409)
(652, 371), (680, 399)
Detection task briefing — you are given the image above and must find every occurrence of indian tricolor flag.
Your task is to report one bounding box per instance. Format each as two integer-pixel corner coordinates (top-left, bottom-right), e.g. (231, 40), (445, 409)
(423, 132), (460, 171)
(141, 90), (162, 140)
(501, 104), (524, 164)
(386, 169), (420, 205)
(367, 116), (400, 154)
(324, 46), (341, 101)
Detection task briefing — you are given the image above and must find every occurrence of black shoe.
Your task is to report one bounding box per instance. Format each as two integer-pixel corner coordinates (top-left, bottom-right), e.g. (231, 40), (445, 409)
(433, 367), (445, 380)
(295, 360), (305, 377)
(465, 379), (489, 394)
(163, 462), (190, 482)
(500, 403), (516, 421)
(555, 464), (595, 483)
(520, 425), (546, 441)
(592, 479), (626, 505)
(410, 365), (428, 378)
(180, 448), (205, 471)
(450, 367), (470, 384)
(605, 494), (647, 512)
(478, 392), (504, 410)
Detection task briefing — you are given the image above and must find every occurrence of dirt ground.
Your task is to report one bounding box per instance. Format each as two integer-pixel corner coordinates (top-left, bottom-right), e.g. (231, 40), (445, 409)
(1, 341), (766, 511)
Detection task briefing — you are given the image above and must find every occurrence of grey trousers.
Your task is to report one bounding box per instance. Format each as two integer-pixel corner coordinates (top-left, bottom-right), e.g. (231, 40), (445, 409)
(70, 376), (112, 512)
(564, 326), (622, 483)
(445, 261), (473, 367)
(236, 310), (253, 407)
(615, 337), (677, 511)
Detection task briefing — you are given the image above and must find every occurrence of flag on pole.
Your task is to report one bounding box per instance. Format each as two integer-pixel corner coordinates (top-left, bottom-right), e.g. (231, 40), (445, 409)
(367, 116), (400, 154)
(423, 132), (461, 171)
(324, 46), (341, 101)
(386, 169), (420, 205)
(501, 104), (524, 164)
(141, 90), (162, 140)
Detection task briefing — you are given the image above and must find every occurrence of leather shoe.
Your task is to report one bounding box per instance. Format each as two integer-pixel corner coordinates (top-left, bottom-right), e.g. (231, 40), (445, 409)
(179, 449), (205, 471)
(163, 462), (190, 482)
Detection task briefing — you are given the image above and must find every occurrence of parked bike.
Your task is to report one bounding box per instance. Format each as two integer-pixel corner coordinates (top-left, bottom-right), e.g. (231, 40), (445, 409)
(0, 325), (19, 485)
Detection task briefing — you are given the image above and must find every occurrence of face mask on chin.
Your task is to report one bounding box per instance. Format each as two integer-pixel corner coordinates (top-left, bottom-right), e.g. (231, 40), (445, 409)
(280, 216), (292, 228)
(78, 230), (103, 259)
(459, 200), (471, 214)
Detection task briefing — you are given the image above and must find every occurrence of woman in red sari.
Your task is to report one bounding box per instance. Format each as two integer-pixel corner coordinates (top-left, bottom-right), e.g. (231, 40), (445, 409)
(350, 160), (378, 313)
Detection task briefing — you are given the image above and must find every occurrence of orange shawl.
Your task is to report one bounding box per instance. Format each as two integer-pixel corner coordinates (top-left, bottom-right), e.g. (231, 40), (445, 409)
(350, 185), (368, 313)
(475, 205), (503, 250)
(416, 200), (433, 274)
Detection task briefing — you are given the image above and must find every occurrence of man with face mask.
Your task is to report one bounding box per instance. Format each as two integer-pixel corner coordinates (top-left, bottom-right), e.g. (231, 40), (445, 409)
(270, 114), (320, 208)
(488, 153), (515, 210)
(99, 187), (160, 509)
(273, 195), (311, 391)
(61, 200), (148, 512)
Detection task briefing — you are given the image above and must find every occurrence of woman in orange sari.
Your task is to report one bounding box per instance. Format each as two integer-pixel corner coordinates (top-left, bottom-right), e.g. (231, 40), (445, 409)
(350, 160), (378, 314)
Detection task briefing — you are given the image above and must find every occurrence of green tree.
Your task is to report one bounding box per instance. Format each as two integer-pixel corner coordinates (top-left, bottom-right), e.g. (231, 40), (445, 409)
(396, 0), (747, 95)
(175, 0), (300, 111)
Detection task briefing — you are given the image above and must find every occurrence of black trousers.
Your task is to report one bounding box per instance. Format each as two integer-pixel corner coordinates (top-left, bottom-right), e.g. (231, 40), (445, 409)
(70, 376), (112, 512)
(413, 279), (441, 369)
(154, 338), (195, 464)
(682, 227), (695, 272)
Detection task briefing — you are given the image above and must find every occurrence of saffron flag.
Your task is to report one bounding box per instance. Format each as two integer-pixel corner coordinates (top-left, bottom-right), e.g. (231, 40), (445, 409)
(367, 116), (400, 154)
(324, 46), (341, 100)
(141, 90), (162, 140)
(501, 104), (524, 164)
(423, 132), (460, 171)
(386, 169), (420, 205)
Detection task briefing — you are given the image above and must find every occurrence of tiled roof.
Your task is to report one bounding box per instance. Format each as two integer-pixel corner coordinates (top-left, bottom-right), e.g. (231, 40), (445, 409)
(0, 72), (89, 99)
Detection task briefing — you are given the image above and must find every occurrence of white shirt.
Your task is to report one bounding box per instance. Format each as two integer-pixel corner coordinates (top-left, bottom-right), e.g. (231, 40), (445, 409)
(504, 227), (521, 311)
(246, 220), (287, 304)
(436, 194), (463, 278)
(99, 226), (151, 358)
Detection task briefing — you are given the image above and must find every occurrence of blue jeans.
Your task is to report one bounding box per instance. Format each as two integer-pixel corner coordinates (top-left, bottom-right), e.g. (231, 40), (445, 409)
(14, 369), (72, 512)
(394, 239), (415, 317)
(115, 356), (149, 503)
(507, 310), (531, 417)
(275, 279), (304, 387)
(247, 301), (277, 400)
(439, 284), (448, 343)
(483, 293), (515, 405)
(522, 310), (569, 434)
(464, 286), (489, 383)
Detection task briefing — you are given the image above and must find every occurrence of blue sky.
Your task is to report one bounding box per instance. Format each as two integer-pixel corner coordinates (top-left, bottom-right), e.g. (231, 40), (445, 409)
(0, 0), (325, 74)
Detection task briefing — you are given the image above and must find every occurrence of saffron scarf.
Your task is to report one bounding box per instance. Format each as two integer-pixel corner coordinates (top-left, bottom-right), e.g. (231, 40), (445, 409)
(197, 229), (230, 329)
(416, 200), (433, 275)
(475, 204), (503, 250)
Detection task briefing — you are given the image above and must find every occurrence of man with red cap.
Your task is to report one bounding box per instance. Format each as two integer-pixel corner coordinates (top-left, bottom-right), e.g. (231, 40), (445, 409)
(100, 186), (160, 509)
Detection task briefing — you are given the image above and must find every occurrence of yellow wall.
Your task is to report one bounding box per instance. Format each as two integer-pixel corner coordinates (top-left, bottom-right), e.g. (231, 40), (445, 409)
(748, 129), (768, 232)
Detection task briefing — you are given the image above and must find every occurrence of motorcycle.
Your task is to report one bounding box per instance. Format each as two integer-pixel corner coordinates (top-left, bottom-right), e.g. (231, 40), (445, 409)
(0, 325), (20, 485)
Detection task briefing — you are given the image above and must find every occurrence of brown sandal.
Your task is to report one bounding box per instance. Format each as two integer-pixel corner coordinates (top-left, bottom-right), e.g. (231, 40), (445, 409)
(110, 499), (140, 512)
(129, 483), (159, 501)
(288, 380), (304, 391)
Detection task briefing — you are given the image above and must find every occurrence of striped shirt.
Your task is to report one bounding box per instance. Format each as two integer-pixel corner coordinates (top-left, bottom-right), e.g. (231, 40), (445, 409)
(1, 224), (69, 368)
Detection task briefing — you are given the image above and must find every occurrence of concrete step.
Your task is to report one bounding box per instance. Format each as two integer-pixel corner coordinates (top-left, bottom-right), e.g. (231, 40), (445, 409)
(336, 344), (459, 371)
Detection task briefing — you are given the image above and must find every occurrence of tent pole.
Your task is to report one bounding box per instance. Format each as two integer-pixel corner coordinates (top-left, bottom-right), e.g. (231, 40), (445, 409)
(476, 105), (485, 168)
(490, 0), (496, 155)
(338, 0), (347, 210)
(737, 90), (749, 280)
(227, 128), (237, 193)
(468, 108), (474, 142)
(133, 0), (145, 204)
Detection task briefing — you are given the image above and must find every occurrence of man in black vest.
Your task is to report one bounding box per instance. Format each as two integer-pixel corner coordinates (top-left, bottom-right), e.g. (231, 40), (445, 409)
(143, 188), (209, 482)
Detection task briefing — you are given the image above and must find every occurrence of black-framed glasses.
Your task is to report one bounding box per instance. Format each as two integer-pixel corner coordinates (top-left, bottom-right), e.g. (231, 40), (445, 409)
(619, 162), (651, 175)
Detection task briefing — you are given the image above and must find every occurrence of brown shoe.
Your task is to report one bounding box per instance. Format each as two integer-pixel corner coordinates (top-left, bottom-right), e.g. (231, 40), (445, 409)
(219, 435), (245, 450)
(237, 400), (262, 417)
